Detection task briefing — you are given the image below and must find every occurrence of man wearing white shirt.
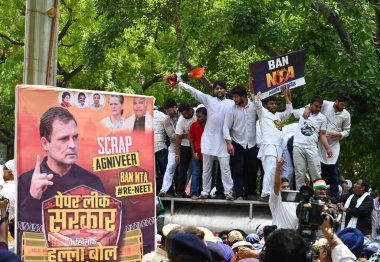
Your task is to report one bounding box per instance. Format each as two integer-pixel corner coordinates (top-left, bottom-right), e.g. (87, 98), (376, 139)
(159, 99), (180, 197)
(292, 96), (333, 190)
(252, 85), (292, 202)
(153, 107), (169, 194)
(304, 91), (351, 199)
(175, 103), (196, 198)
(223, 85), (258, 200)
(269, 157), (298, 229)
(178, 80), (235, 200)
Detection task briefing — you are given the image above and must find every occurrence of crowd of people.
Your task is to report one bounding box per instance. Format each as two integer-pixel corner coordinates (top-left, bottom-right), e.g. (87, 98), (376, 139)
(151, 78), (380, 261)
(154, 77), (351, 202)
(143, 214), (380, 261)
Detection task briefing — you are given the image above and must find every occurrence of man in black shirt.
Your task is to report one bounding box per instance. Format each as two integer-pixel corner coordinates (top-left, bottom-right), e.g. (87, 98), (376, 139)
(18, 107), (105, 225)
(337, 179), (373, 236)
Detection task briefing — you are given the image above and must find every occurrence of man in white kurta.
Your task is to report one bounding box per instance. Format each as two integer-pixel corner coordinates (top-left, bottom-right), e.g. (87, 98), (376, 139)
(178, 81), (235, 200)
(304, 91), (351, 199)
(254, 88), (292, 201)
(318, 92), (351, 199)
(269, 157), (298, 229)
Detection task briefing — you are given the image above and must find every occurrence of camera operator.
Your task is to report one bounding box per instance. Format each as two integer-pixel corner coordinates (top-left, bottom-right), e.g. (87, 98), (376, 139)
(337, 179), (373, 237)
(257, 217), (355, 262)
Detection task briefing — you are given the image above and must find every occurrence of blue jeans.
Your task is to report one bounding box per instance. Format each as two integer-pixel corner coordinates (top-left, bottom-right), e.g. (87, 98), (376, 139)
(321, 161), (340, 199)
(190, 156), (202, 196)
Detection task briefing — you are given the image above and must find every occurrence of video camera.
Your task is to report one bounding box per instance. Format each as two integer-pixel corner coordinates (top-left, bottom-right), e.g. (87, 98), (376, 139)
(296, 186), (339, 243)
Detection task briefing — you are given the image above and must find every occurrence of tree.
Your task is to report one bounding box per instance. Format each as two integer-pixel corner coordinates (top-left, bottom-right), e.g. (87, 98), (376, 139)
(0, 0), (379, 189)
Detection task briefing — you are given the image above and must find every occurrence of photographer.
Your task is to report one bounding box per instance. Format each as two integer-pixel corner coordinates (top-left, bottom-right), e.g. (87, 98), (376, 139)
(258, 217), (355, 262)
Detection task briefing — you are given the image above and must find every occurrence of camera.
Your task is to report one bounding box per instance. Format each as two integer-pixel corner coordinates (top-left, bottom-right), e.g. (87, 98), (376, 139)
(296, 186), (339, 243)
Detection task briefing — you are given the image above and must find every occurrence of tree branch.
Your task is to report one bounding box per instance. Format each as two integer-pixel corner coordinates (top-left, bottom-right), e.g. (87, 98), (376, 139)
(0, 125), (14, 145)
(58, 17), (76, 42)
(57, 63), (84, 87)
(142, 74), (163, 91)
(313, 2), (355, 56)
(60, 41), (80, 48)
(172, 0), (213, 92)
(0, 33), (24, 46)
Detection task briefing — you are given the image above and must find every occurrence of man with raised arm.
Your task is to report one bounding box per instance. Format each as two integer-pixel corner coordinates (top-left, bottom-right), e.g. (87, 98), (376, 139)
(177, 80), (235, 200)
(269, 157), (298, 229)
(249, 77), (293, 202)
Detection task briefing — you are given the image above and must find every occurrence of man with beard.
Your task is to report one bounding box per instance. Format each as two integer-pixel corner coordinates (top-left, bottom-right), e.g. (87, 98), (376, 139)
(303, 91), (351, 199)
(174, 103), (196, 198)
(292, 96), (332, 190)
(177, 80), (235, 200)
(159, 99), (180, 197)
(250, 78), (293, 202)
(223, 85), (258, 200)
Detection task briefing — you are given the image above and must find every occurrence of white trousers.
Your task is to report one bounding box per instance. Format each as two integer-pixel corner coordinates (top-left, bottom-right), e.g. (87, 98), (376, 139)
(261, 155), (277, 197)
(293, 146), (321, 190)
(161, 150), (177, 192)
(201, 154), (233, 196)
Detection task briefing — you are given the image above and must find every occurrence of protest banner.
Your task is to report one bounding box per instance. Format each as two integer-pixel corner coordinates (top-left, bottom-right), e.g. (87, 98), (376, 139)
(16, 85), (155, 261)
(249, 50), (306, 99)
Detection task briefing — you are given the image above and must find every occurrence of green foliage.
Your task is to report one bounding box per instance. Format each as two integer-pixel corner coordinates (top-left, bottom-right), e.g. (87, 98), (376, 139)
(0, 0), (379, 188)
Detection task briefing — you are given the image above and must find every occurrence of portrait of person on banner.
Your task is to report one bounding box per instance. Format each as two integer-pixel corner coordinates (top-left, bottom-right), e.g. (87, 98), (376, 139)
(124, 97), (153, 133)
(91, 93), (105, 109)
(75, 92), (89, 108)
(59, 91), (73, 108)
(18, 107), (106, 225)
(101, 94), (128, 132)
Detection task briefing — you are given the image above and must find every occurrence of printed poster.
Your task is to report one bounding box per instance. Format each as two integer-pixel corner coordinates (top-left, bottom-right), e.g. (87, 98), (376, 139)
(249, 49), (306, 99)
(16, 85), (155, 261)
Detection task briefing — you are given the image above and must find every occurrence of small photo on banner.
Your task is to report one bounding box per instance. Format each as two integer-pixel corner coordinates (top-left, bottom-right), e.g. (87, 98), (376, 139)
(249, 49), (306, 100)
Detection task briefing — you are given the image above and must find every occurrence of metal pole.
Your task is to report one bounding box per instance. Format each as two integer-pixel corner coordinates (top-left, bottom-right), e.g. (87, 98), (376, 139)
(23, 0), (59, 85)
